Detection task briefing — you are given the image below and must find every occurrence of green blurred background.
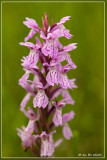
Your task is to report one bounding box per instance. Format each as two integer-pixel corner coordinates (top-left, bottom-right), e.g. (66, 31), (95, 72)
(2, 1), (104, 158)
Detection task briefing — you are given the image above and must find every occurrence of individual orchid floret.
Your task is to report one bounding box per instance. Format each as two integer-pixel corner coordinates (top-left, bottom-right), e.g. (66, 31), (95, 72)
(57, 16), (73, 39)
(50, 16), (72, 39)
(58, 67), (77, 89)
(17, 126), (37, 150)
(56, 64), (71, 89)
(21, 50), (39, 70)
(44, 60), (60, 86)
(22, 108), (40, 133)
(52, 100), (65, 126)
(40, 30), (63, 58)
(29, 76), (49, 109)
(41, 131), (56, 157)
(36, 131), (56, 157)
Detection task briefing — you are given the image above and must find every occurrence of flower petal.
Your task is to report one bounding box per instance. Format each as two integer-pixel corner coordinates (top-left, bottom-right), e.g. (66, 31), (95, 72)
(23, 17), (38, 29)
(19, 71), (30, 87)
(20, 93), (31, 109)
(62, 123), (73, 140)
(57, 16), (71, 25)
(63, 43), (77, 52)
(54, 138), (63, 148)
(66, 54), (77, 69)
(63, 28), (73, 39)
(62, 90), (75, 105)
(19, 42), (36, 50)
(24, 29), (36, 42)
(69, 79), (78, 89)
(62, 111), (75, 123)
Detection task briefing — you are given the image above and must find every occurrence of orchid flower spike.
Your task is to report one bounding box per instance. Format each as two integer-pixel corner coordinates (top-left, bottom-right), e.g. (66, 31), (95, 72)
(18, 13), (77, 157)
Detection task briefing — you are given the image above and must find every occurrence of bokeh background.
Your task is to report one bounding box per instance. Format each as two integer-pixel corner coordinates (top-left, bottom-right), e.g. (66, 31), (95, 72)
(2, 1), (104, 158)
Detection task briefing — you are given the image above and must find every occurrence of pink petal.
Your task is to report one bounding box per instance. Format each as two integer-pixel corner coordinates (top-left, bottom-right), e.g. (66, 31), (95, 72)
(69, 79), (78, 89)
(62, 90), (75, 105)
(63, 43), (77, 51)
(24, 29), (36, 42)
(66, 54), (77, 69)
(23, 17), (38, 29)
(19, 71), (30, 87)
(19, 42), (36, 50)
(62, 123), (73, 140)
(57, 16), (71, 25)
(63, 28), (73, 39)
(54, 138), (63, 148)
(62, 111), (75, 123)
(20, 93), (31, 109)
